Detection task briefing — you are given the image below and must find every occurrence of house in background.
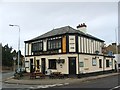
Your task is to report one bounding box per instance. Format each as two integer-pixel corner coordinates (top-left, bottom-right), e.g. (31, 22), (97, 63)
(104, 43), (120, 71)
(24, 23), (115, 76)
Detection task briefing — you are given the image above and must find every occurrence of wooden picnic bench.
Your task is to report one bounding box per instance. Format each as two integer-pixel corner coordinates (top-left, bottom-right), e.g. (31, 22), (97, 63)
(49, 72), (64, 79)
(30, 72), (45, 79)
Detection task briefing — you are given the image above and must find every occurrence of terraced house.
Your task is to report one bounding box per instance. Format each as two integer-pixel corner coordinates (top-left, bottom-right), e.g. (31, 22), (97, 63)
(24, 23), (115, 76)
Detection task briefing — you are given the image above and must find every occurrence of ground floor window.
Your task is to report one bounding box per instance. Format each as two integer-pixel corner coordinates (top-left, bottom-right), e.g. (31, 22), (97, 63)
(106, 60), (109, 67)
(79, 62), (84, 67)
(48, 59), (56, 69)
(92, 58), (97, 66)
(25, 61), (29, 68)
(36, 60), (40, 69)
(118, 64), (120, 67)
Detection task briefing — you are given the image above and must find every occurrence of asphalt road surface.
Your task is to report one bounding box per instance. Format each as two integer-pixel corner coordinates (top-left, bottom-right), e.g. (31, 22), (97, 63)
(53, 74), (120, 90)
(2, 71), (14, 81)
(1, 73), (120, 90)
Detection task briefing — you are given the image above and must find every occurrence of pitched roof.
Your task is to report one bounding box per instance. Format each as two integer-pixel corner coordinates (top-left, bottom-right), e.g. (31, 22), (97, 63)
(25, 26), (104, 42)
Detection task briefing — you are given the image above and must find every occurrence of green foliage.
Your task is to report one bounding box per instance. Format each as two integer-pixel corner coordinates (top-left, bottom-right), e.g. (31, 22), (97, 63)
(2, 44), (13, 67)
(2, 44), (24, 67)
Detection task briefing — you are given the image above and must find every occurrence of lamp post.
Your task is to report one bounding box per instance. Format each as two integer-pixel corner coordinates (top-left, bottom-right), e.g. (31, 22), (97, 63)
(9, 24), (20, 72)
(115, 27), (119, 72)
(115, 28), (118, 54)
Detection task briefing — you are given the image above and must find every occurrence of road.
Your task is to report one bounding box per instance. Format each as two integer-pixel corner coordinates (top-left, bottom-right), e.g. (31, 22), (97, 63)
(2, 71), (61, 90)
(1, 71), (43, 90)
(1, 72), (120, 90)
(2, 71), (14, 81)
(52, 74), (120, 90)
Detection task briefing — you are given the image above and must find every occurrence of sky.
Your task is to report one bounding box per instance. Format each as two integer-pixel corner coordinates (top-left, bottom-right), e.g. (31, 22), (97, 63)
(0, 1), (119, 55)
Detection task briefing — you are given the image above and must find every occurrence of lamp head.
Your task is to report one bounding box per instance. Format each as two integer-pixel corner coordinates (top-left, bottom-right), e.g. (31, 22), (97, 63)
(9, 24), (14, 26)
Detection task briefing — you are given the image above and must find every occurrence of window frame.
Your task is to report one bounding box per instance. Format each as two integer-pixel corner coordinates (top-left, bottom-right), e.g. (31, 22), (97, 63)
(36, 60), (40, 69)
(32, 42), (43, 52)
(79, 62), (84, 67)
(47, 38), (62, 50)
(48, 59), (57, 69)
(92, 58), (97, 66)
(25, 61), (29, 68)
(106, 60), (110, 67)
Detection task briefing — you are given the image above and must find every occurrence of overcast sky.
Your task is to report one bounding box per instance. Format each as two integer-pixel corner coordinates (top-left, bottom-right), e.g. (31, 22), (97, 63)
(0, 1), (119, 55)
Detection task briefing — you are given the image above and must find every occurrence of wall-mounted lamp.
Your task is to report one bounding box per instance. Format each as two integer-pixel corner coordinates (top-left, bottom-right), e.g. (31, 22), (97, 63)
(57, 57), (65, 64)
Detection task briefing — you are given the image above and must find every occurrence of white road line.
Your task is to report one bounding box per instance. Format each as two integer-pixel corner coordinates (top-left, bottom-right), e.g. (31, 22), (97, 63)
(36, 83), (65, 88)
(29, 87), (34, 89)
(109, 85), (120, 90)
(64, 83), (69, 85)
(54, 84), (63, 86)
(36, 83), (69, 89)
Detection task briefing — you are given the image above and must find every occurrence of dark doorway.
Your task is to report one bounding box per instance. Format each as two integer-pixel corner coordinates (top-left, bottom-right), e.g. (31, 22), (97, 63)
(30, 58), (34, 73)
(115, 61), (117, 72)
(69, 57), (76, 75)
(99, 59), (102, 68)
(41, 58), (46, 74)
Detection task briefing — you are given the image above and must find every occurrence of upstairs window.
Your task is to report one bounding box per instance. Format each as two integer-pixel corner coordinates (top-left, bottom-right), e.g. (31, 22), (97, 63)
(32, 42), (43, 52)
(48, 39), (61, 50)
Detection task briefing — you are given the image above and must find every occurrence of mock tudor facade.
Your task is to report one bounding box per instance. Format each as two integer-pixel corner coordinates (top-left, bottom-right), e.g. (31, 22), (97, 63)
(24, 23), (115, 75)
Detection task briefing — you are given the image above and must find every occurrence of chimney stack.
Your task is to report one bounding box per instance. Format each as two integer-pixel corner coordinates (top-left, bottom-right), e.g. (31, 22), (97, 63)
(76, 23), (87, 34)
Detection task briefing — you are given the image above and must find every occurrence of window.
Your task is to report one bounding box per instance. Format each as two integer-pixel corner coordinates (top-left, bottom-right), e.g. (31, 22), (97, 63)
(92, 58), (97, 66)
(79, 62), (84, 67)
(106, 60), (109, 67)
(48, 41), (50, 49)
(25, 61), (29, 68)
(36, 60), (40, 69)
(58, 41), (61, 48)
(99, 59), (102, 68)
(53, 42), (56, 49)
(118, 64), (120, 67)
(32, 42), (43, 52)
(49, 59), (56, 69)
(48, 39), (61, 50)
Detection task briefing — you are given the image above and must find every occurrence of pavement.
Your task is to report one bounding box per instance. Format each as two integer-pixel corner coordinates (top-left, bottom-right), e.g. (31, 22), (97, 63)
(4, 72), (119, 86)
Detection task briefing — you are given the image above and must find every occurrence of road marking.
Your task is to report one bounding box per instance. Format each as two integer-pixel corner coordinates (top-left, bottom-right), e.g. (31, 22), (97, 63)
(29, 87), (34, 89)
(36, 83), (68, 88)
(64, 83), (69, 85)
(109, 85), (120, 90)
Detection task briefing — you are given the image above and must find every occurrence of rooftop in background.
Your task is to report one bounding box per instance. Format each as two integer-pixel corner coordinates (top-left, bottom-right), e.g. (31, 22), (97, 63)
(25, 26), (104, 43)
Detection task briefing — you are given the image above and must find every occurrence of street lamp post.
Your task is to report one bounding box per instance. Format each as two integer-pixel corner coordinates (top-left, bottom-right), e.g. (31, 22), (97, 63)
(9, 24), (20, 72)
(115, 27), (119, 72)
(115, 28), (118, 54)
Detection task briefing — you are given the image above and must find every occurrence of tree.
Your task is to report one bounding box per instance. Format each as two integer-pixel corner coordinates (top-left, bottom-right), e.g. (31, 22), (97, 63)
(2, 44), (13, 67)
(2, 44), (24, 68)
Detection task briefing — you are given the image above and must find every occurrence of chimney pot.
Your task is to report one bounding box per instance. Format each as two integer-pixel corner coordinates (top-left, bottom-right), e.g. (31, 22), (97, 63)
(76, 23), (87, 34)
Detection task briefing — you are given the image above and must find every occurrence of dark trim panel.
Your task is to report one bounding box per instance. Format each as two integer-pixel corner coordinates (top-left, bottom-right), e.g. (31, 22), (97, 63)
(66, 34), (69, 53)
(25, 43), (26, 55)
(76, 34), (78, 53)
(25, 52), (106, 57)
